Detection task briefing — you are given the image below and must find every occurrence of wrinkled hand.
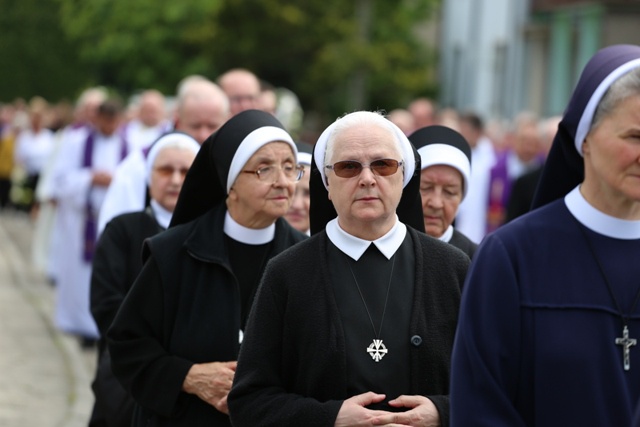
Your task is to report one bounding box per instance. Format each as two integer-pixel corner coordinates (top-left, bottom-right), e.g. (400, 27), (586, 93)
(335, 392), (390, 427)
(371, 395), (439, 426)
(182, 361), (237, 414)
(92, 171), (112, 187)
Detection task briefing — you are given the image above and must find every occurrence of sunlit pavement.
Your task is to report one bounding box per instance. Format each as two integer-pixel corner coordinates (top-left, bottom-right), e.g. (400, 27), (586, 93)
(0, 210), (95, 427)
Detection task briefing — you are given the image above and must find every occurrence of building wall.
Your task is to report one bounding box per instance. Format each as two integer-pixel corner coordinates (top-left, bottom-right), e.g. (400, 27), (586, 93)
(440, 0), (640, 123)
(440, 0), (530, 121)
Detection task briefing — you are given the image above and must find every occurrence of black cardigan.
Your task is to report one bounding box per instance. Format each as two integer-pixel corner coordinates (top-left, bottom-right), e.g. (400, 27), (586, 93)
(90, 209), (162, 427)
(449, 228), (478, 260)
(107, 203), (307, 427)
(91, 209), (162, 338)
(228, 227), (469, 427)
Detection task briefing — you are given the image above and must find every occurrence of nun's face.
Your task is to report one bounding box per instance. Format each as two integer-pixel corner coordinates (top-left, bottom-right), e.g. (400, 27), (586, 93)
(326, 124), (404, 240)
(227, 142), (297, 228)
(582, 94), (640, 218)
(419, 165), (463, 238)
(149, 147), (196, 212)
(285, 165), (311, 233)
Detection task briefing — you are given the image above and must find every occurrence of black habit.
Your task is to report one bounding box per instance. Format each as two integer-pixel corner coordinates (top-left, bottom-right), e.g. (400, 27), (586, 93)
(449, 228), (478, 260)
(107, 203), (306, 427)
(90, 209), (162, 427)
(228, 227), (469, 427)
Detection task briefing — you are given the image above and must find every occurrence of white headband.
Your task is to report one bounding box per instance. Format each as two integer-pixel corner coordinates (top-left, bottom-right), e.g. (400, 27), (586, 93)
(574, 58), (640, 155)
(297, 152), (312, 166)
(417, 143), (471, 201)
(146, 133), (201, 185)
(226, 126), (297, 193)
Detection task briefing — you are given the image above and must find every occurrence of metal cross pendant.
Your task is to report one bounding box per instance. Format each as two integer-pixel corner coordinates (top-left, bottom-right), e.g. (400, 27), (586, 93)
(366, 339), (388, 362)
(615, 325), (637, 371)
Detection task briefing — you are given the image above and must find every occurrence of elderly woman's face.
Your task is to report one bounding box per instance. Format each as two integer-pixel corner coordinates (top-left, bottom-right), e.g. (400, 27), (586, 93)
(326, 124), (404, 238)
(284, 165), (311, 233)
(583, 94), (640, 212)
(419, 165), (463, 238)
(228, 142), (297, 228)
(149, 147), (197, 212)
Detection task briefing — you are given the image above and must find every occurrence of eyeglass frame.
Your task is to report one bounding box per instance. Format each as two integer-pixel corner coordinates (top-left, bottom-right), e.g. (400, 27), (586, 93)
(241, 163), (305, 182)
(324, 158), (404, 178)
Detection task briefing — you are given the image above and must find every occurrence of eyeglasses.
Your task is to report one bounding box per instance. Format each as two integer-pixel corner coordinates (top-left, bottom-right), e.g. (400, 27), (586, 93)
(242, 164), (305, 182)
(325, 159), (403, 178)
(154, 166), (190, 177)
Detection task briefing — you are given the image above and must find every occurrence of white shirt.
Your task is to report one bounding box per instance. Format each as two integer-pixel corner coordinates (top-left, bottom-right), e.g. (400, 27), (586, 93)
(326, 216), (407, 261)
(14, 128), (55, 174)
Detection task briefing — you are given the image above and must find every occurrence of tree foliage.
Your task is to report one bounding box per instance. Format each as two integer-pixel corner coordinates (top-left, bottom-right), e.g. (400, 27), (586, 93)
(56, 0), (222, 95)
(4, 0), (439, 122)
(0, 0), (92, 102)
(210, 0), (438, 121)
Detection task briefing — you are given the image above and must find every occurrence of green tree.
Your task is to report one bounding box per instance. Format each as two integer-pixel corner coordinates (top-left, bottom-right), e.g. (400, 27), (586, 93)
(0, 0), (92, 102)
(52, 0), (438, 122)
(211, 0), (438, 122)
(57, 0), (223, 94)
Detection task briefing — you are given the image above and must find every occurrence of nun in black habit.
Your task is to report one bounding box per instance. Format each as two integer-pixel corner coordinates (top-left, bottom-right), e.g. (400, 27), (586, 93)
(107, 110), (307, 427)
(89, 131), (200, 427)
(408, 125), (477, 259)
(228, 111), (469, 427)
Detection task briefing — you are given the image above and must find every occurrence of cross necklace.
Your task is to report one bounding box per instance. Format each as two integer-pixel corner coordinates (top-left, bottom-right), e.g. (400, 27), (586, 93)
(577, 222), (640, 371)
(346, 252), (396, 363)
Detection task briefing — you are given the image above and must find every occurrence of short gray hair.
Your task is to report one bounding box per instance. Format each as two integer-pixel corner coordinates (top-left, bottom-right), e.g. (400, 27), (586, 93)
(591, 67), (640, 132)
(324, 111), (403, 167)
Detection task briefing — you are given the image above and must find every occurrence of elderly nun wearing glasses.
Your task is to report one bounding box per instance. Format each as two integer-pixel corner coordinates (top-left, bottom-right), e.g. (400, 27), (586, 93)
(107, 110), (308, 427)
(228, 111), (469, 427)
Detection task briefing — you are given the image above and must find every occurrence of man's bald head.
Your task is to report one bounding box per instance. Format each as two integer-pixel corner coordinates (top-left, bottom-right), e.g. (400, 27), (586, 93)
(174, 80), (230, 144)
(217, 69), (262, 116)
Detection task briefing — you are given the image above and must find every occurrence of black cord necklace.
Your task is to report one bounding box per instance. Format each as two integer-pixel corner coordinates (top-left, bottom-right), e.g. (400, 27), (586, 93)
(576, 219), (640, 371)
(346, 251), (396, 363)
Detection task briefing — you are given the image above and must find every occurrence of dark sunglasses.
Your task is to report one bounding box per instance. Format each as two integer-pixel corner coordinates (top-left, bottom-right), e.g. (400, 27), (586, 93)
(325, 159), (403, 178)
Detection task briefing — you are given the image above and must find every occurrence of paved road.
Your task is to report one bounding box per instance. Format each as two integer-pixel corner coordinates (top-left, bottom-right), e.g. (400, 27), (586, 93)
(0, 210), (95, 427)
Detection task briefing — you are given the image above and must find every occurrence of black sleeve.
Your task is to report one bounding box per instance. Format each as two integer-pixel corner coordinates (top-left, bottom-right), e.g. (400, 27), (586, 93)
(228, 259), (343, 426)
(90, 218), (130, 336)
(107, 257), (194, 418)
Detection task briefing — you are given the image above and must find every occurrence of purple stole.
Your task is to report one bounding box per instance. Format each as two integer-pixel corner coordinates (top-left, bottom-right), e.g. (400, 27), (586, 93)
(82, 130), (128, 262)
(486, 152), (511, 234)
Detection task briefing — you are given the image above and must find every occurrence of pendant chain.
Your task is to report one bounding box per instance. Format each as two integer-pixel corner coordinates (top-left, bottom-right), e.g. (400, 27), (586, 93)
(576, 222), (640, 327)
(575, 218), (640, 370)
(346, 251), (396, 340)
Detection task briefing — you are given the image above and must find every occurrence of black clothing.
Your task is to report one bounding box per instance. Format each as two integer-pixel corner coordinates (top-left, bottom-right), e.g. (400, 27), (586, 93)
(107, 203), (306, 427)
(228, 227), (469, 427)
(506, 165), (543, 222)
(330, 238), (414, 409)
(449, 228), (478, 260)
(91, 209), (162, 337)
(89, 209), (162, 427)
(226, 236), (272, 330)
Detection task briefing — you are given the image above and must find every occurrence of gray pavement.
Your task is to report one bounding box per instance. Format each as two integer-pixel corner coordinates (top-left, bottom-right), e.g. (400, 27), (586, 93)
(0, 210), (96, 427)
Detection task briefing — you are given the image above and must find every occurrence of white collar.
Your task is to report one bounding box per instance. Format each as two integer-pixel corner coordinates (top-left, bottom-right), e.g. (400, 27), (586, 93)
(224, 211), (275, 244)
(438, 225), (454, 243)
(150, 199), (172, 230)
(565, 186), (640, 239)
(326, 216), (407, 261)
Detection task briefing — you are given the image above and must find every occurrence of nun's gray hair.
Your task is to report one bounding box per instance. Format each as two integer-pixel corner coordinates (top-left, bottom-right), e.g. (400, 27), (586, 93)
(591, 67), (640, 132)
(324, 111), (404, 167)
